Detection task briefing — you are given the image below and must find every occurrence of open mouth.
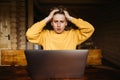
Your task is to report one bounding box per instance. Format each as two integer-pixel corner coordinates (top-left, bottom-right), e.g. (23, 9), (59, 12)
(57, 28), (61, 31)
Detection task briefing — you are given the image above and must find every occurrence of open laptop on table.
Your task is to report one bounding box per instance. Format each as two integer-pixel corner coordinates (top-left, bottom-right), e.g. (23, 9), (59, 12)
(24, 50), (89, 80)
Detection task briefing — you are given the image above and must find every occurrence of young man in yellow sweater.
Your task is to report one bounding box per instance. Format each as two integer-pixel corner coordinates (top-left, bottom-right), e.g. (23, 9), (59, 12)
(26, 6), (94, 50)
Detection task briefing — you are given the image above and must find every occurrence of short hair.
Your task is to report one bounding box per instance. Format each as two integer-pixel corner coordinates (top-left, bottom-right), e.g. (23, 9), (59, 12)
(51, 5), (67, 15)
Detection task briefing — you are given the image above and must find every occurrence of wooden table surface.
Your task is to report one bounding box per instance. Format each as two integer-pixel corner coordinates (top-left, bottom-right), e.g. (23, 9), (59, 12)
(0, 66), (120, 80)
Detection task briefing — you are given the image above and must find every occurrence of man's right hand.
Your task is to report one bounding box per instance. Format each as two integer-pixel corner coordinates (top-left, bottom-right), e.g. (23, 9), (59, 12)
(44, 9), (59, 23)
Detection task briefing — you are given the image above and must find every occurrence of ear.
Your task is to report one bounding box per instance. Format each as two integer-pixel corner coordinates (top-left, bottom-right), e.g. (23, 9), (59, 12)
(51, 21), (53, 26)
(65, 22), (68, 26)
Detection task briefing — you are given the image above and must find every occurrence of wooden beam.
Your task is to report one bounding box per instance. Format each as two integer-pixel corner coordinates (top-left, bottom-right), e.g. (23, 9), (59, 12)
(36, 0), (111, 4)
(27, 0), (34, 49)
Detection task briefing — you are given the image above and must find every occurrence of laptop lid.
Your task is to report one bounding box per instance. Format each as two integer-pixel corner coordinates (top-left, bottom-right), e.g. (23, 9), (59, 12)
(25, 50), (89, 80)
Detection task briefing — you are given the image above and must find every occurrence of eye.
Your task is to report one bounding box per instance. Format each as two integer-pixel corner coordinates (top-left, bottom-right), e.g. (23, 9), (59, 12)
(60, 21), (64, 23)
(54, 20), (58, 23)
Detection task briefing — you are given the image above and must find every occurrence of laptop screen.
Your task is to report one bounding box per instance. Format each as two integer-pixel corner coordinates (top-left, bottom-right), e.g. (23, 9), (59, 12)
(25, 50), (89, 80)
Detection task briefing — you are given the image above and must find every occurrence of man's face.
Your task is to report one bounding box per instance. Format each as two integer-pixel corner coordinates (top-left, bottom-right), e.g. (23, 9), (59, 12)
(51, 14), (68, 34)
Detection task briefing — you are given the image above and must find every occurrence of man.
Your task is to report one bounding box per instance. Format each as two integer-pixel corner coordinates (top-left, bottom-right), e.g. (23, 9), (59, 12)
(26, 6), (94, 50)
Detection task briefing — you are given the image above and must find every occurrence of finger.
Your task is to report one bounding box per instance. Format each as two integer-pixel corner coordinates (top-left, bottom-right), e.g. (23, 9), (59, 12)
(52, 9), (59, 13)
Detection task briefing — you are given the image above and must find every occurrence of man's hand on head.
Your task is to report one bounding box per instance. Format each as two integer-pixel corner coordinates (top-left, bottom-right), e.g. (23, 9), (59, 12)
(44, 9), (59, 23)
(64, 10), (73, 21)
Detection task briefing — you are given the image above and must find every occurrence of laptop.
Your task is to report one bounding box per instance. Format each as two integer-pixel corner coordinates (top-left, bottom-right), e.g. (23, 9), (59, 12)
(24, 50), (89, 80)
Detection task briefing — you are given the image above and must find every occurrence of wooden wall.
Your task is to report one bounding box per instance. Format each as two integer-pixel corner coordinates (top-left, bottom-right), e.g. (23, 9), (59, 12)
(94, 3), (120, 67)
(0, 0), (27, 65)
(0, 0), (27, 50)
(11, 0), (26, 49)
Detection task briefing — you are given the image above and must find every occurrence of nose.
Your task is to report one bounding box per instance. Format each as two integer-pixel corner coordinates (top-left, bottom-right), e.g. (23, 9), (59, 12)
(57, 22), (61, 27)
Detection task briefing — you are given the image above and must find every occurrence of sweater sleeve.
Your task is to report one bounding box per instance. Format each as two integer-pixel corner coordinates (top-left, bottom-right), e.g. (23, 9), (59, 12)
(71, 18), (95, 45)
(26, 20), (46, 44)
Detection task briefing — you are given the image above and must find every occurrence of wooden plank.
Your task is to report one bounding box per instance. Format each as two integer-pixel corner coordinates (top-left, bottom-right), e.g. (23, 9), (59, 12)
(87, 49), (102, 65)
(1, 50), (27, 66)
(1, 49), (102, 66)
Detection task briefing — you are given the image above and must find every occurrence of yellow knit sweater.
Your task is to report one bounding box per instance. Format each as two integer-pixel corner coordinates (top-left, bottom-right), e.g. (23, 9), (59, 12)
(26, 18), (94, 50)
